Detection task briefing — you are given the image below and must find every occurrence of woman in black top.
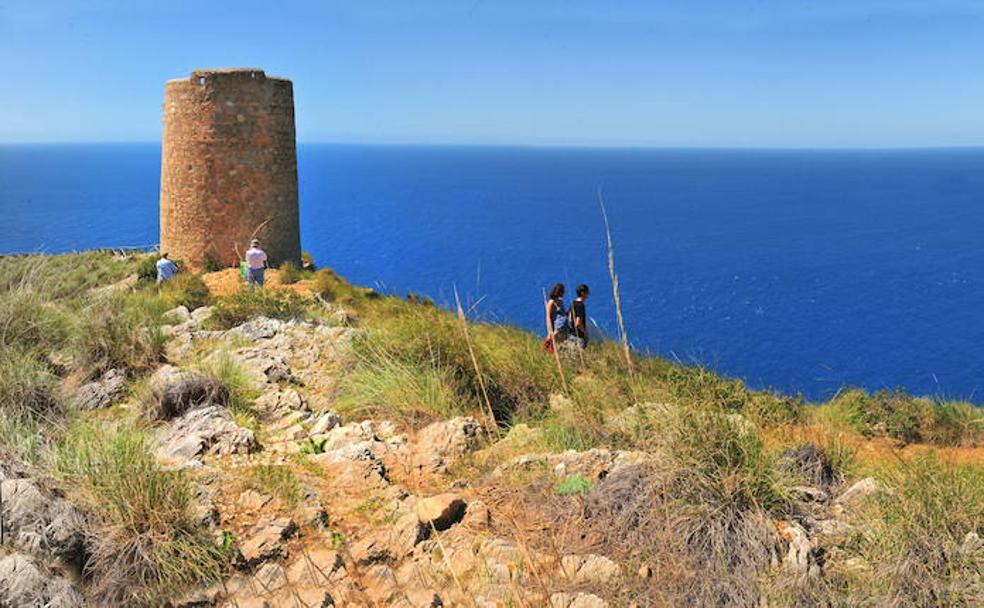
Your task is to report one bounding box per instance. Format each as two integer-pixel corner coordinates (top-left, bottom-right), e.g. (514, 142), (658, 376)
(570, 284), (590, 346)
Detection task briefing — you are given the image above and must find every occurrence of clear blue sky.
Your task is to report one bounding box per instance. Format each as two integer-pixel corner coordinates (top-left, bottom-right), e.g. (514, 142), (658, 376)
(3, 1), (984, 147)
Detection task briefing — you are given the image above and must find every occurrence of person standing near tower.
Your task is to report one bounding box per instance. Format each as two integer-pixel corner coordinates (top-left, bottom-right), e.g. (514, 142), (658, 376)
(245, 239), (268, 289)
(156, 252), (178, 285)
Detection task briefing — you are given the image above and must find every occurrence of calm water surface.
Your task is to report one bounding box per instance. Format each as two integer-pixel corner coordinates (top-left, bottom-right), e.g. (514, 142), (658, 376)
(2, 143), (982, 401)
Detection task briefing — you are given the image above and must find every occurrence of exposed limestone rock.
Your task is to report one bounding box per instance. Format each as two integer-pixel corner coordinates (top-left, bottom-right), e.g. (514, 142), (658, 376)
(310, 411), (341, 435)
(550, 592), (609, 608)
(411, 417), (482, 473)
(73, 367), (128, 410)
(836, 477), (880, 508)
(254, 389), (306, 416)
(147, 364), (228, 419)
(363, 564), (399, 604)
(285, 547), (346, 586)
(461, 499), (491, 529)
(496, 448), (650, 481)
(560, 554), (622, 584)
(228, 316), (284, 341)
(416, 493), (467, 531)
(164, 305), (192, 323)
(190, 305), (215, 324)
(155, 404), (257, 463)
(776, 520), (818, 576)
(0, 552), (85, 608)
(238, 517), (298, 567)
(0, 477), (86, 563)
(351, 535), (391, 566)
(227, 347), (296, 387)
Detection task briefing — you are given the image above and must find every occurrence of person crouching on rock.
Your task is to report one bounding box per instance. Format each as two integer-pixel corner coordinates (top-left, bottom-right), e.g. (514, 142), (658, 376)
(543, 283), (571, 351)
(570, 283), (590, 348)
(156, 252), (178, 285)
(245, 239), (268, 290)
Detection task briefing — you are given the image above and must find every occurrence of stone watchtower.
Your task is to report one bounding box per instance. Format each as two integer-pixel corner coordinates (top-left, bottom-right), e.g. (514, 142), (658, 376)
(159, 68), (301, 269)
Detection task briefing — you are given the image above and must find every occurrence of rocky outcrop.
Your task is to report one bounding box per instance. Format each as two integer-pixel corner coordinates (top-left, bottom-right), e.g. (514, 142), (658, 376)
(0, 552), (84, 608)
(411, 417), (483, 473)
(155, 404), (257, 464)
(0, 477), (86, 564)
(146, 364), (228, 420)
(73, 368), (127, 411)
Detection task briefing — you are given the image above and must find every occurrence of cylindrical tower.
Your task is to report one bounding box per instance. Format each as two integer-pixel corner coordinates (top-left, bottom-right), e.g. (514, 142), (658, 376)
(160, 68), (301, 269)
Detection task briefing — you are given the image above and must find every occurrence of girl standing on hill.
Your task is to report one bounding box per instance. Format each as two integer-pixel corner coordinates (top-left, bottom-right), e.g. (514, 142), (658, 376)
(543, 283), (570, 351)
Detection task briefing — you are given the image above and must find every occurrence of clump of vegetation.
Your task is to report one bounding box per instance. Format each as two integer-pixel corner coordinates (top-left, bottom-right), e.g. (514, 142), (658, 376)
(159, 272), (212, 310)
(855, 455), (984, 607)
(820, 388), (983, 446)
(55, 419), (226, 606)
(300, 251), (316, 270)
(192, 349), (258, 422)
(72, 294), (166, 379)
(207, 288), (308, 329)
(278, 261), (301, 285)
(202, 251), (224, 273)
(555, 473), (592, 495)
(247, 464), (303, 506)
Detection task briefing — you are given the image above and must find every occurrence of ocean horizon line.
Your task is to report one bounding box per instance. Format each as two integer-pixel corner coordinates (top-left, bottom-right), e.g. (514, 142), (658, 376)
(4, 140), (984, 153)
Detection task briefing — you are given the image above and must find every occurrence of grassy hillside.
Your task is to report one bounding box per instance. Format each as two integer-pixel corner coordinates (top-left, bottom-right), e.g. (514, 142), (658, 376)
(0, 251), (980, 607)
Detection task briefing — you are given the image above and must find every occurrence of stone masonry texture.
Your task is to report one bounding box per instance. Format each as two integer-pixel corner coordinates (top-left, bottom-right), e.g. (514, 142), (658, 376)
(160, 68), (301, 269)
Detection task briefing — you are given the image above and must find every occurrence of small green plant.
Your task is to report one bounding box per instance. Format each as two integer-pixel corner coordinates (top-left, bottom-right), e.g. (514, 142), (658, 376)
(278, 261), (301, 285)
(299, 436), (328, 454)
(329, 531), (345, 549)
(555, 473), (592, 495)
(202, 251), (224, 273)
(160, 272), (212, 310)
(301, 251), (316, 269)
(208, 288), (308, 329)
(247, 464), (302, 506)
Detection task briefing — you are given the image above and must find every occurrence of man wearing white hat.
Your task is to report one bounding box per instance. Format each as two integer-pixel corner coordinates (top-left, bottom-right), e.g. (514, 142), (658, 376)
(244, 239), (268, 289)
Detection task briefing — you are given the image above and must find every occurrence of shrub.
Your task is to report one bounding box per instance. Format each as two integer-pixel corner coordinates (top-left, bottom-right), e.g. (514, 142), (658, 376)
(160, 272), (212, 310)
(208, 288), (308, 329)
(72, 295), (165, 379)
(0, 288), (71, 356)
(247, 465), (302, 506)
(301, 251), (315, 269)
(0, 251), (137, 301)
(0, 348), (64, 457)
(55, 420), (225, 605)
(555, 473), (592, 495)
(857, 455), (984, 607)
(822, 389), (982, 446)
(278, 261), (300, 285)
(202, 251), (224, 273)
(336, 345), (471, 424)
(136, 255), (158, 282)
(192, 350), (257, 420)
(311, 268), (362, 303)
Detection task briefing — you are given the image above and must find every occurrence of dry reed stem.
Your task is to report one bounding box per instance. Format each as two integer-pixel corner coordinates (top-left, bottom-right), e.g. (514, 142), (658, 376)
(454, 285), (500, 438)
(598, 189), (634, 373)
(429, 521), (475, 607)
(542, 288), (570, 394)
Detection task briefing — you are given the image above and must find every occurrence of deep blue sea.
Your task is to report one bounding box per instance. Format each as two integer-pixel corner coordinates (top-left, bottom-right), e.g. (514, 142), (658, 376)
(2, 143), (983, 402)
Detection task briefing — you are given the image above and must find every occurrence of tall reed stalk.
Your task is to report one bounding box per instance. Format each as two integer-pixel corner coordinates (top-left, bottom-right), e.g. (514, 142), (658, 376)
(598, 189), (634, 373)
(453, 286), (500, 437)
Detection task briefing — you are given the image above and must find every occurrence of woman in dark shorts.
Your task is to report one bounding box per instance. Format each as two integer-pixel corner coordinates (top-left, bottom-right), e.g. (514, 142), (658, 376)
(543, 283), (570, 350)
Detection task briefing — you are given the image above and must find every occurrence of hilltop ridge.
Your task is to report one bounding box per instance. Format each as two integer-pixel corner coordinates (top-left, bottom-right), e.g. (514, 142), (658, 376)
(0, 251), (981, 607)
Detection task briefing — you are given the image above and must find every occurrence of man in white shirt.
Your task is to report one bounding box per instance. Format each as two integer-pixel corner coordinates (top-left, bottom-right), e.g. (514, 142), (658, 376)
(156, 252), (178, 284)
(244, 239), (268, 289)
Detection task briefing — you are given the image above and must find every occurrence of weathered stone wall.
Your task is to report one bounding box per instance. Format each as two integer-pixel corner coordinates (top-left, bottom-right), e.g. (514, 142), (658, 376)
(160, 68), (301, 269)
